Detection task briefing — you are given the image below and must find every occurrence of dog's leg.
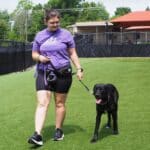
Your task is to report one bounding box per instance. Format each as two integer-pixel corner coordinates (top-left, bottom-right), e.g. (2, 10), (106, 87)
(90, 112), (102, 143)
(106, 112), (111, 128)
(112, 110), (119, 134)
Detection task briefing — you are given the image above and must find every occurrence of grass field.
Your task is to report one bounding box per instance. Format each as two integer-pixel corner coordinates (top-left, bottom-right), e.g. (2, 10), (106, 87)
(0, 58), (150, 150)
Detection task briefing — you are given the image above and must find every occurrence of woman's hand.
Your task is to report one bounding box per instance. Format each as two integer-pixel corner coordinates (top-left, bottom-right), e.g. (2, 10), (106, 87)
(32, 51), (50, 63)
(38, 55), (50, 63)
(76, 69), (83, 80)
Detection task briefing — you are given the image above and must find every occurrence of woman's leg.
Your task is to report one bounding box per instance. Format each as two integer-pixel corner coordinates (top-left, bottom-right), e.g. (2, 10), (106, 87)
(35, 90), (51, 134)
(54, 92), (67, 129)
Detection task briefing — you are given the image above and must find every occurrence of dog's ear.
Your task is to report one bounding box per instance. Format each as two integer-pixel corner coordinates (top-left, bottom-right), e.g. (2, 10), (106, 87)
(113, 91), (118, 103)
(93, 84), (97, 94)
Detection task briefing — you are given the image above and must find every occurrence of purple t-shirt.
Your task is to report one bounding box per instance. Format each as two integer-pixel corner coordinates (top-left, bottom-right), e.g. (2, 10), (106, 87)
(32, 28), (75, 70)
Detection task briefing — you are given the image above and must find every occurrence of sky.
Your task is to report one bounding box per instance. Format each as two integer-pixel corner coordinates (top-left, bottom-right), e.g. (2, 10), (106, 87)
(0, 0), (150, 16)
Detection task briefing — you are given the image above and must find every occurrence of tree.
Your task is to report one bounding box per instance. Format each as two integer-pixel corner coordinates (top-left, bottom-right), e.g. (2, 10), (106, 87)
(0, 10), (10, 39)
(28, 4), (45, 41)
(11, 0), (33, 42)
(0, 19), (8, 39)
(77, 2), (109, 21)
(44, 1), (109, 26)
(114, 7), (131, 17)
(44, 0), (82, 9)
(0, 10), (9, 22)
(7, 30), (19, 41)
(44, 0), (83, 27)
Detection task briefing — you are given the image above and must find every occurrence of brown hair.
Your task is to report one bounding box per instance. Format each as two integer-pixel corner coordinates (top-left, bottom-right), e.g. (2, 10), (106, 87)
(44, 9), (60, 22)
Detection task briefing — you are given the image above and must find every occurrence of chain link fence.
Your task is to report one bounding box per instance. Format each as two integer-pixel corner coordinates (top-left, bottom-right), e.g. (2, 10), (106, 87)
(74, 31), (150, 45)
(0, 40), (35, 75)
(74, 31), (150, 57)
(1, 31), (150, 74)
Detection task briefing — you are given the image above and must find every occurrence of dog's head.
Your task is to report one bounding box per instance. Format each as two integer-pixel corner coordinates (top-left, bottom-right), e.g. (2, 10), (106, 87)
(93, 84), (108, 105)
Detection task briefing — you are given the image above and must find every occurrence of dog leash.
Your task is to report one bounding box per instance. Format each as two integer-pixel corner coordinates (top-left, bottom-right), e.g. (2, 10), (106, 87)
(79, 80), (90, 92)
(79, 80), (93, 95)
(72, 70), (92, 94)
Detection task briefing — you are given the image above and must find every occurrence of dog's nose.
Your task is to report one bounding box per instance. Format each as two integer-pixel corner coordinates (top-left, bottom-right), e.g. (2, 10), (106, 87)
(95, 93), (100, 96)
(95, 94), (101, 99)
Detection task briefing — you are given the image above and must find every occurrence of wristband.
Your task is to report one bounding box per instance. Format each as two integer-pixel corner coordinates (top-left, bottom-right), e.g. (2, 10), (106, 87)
(77, 68), (84, 72)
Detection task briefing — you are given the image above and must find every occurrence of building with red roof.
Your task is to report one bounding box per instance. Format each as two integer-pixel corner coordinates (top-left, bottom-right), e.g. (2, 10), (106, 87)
(111, 11), (150, 30)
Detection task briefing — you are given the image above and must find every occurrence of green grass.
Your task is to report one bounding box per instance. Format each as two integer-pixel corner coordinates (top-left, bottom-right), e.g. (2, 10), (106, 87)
(0, 58), (150, 150)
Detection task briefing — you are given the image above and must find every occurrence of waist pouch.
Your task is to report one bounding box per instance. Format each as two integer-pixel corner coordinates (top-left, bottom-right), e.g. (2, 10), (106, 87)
(56, 65), (72, 76)
(46, 65), (72, 85)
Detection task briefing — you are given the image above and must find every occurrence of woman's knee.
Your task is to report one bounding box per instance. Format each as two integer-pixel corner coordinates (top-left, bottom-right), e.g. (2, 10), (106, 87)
(37, 91), (51, 108)
(55, 94), (67, 109)
(56, 102), (65, 109)
(54, 93), (67, 104)
(37, 99), (50, 108)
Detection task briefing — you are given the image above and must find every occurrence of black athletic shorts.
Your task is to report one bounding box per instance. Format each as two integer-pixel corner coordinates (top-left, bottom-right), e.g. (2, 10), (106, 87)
(36, 70), (72, 93)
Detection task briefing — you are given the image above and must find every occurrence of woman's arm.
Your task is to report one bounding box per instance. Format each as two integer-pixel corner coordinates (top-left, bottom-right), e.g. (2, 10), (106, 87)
(32, 51), (50, 63)
(68, 48), (83, 80)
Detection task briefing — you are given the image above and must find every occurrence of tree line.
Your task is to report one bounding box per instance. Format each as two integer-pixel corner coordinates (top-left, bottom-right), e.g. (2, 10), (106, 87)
(0, 0), (135, 42)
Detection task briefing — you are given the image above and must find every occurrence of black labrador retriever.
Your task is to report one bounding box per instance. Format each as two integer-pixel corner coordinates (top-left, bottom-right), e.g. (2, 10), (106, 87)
(90, 83), (119, 143)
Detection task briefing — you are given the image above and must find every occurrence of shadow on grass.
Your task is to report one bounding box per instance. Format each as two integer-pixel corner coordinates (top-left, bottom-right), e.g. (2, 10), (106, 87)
(29, 124), (84, 149)
(43, 124), (85, 142)
(29, 145), (42, 149)
(92, 124), (115, 143)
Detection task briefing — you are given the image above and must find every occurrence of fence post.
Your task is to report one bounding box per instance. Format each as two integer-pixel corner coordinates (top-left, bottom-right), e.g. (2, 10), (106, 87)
(105, 21), (109, 45)
(145, 32), (148, 43)
(120, 27), (123, 44)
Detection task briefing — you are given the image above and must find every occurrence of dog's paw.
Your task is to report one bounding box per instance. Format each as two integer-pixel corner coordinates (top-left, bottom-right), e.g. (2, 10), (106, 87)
(90, 138), (97, 143)
(90, 135), (98, 143)
(113, 130), (119, 135)
(105, 124), (111, 129)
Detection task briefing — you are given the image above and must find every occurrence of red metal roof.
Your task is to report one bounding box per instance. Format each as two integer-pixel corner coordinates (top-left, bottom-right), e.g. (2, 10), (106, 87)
(111, 11), (150, 22)
(111, 11), (150, 28)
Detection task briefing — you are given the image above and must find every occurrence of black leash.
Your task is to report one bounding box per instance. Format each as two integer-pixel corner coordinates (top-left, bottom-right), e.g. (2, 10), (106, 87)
(79, 80), (90, 92)
(72, 71), (92, 94)
(79, 80), (93, 95)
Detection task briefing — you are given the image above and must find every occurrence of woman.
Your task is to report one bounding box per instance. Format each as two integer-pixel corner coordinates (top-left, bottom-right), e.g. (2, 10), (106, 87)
(28, 9), (83, 146)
